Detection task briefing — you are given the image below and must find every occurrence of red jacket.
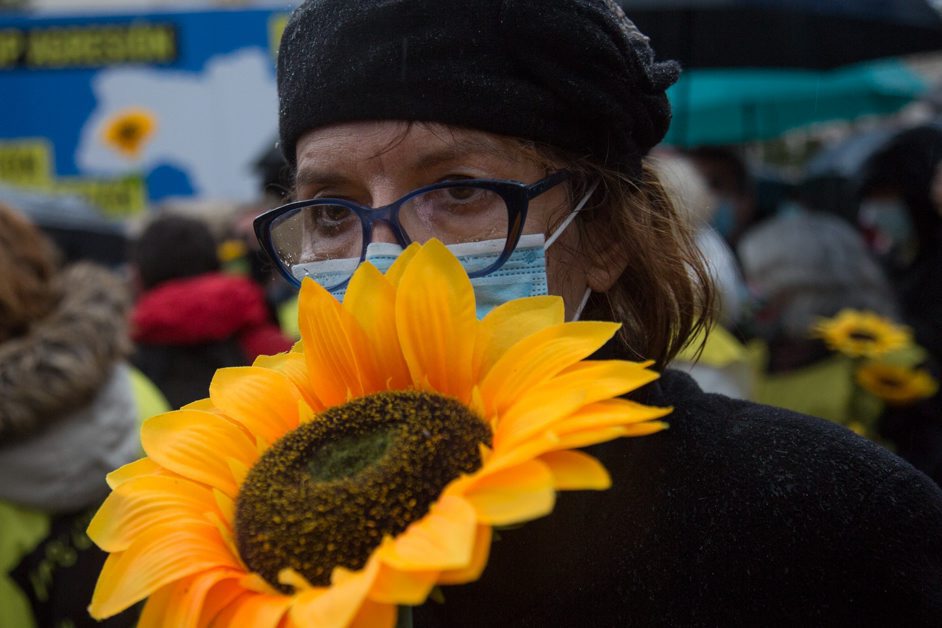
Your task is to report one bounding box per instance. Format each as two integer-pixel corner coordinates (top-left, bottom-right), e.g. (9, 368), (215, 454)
(132, 272), (293, 361)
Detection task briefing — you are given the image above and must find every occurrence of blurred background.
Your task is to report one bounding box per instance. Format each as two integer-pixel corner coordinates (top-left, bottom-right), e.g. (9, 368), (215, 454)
(1, 0), (942, 482)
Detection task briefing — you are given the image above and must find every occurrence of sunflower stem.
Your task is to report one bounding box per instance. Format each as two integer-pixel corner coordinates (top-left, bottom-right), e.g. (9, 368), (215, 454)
(396, 605), (414, 628)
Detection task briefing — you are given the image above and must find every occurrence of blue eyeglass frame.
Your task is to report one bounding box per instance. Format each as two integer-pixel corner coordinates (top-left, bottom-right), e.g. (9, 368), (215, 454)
(253, 170), (571, 289)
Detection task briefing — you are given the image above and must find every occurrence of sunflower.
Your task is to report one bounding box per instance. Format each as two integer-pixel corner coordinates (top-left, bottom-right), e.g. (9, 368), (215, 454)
(812, 309), (912, 358)
(856, 362), (939, 405)
(88, 240), (668, 627)
(100, 107), (157, 159)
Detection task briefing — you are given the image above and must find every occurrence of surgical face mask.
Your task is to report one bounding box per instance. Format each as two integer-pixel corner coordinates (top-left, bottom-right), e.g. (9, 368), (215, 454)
(710, 198), (736, 240)
(319, 181), (598, 320)
(858, 198), (916, 267)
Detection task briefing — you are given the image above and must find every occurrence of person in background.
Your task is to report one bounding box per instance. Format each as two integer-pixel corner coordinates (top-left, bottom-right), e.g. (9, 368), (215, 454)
(130, 213), (293, 409)
(654, 152), (754, 399)
(856, 124), (942, 362)
(739, 206), (942, 483)
(684, 145), (758, 248)
(0, 202), (146, 628)
(253, 0), (942, 624)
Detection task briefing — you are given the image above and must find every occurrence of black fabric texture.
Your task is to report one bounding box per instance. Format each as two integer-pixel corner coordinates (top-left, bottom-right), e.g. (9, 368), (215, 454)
(277, 0), (678, 175)
(413, 369), (942, 627)
(132, 340), (246, 410)
(10, 506), (140, 628)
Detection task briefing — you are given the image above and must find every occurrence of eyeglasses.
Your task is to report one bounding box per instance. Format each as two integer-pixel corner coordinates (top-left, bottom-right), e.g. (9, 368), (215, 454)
(253, 170), (570, 290)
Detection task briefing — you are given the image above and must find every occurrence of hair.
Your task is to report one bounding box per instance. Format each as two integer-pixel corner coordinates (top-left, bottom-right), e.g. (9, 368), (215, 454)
(0, 203), (59, 343)
(132, 214), (221, 290)
(518, 141), (716, 368)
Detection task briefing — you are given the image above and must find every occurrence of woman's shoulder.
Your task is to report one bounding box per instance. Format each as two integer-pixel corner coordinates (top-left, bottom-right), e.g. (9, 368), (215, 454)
(628, 369), (942, 569)
(641, 368), (940, 505)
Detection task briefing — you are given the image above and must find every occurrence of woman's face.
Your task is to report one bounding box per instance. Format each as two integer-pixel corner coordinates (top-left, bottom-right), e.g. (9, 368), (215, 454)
(293, 121), (592, 319)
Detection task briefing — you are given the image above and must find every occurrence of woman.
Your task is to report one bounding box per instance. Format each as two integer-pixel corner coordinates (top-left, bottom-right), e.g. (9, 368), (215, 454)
(0, 203), (145, 628)
(856, 124), (942, 362)
(131, 214), (294, 408)
(254, 0), (942, 625)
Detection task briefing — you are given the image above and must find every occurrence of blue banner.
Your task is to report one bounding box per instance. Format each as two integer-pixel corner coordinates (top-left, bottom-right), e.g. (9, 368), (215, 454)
(0, 7), (291, 216)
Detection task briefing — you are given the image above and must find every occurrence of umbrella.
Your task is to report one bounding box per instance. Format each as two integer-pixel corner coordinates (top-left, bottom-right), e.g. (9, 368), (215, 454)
(798, 119), (942, 218)
(0, 184), (128, 266)
(664, 59), (930, 146)
(621, 0), (942, 70)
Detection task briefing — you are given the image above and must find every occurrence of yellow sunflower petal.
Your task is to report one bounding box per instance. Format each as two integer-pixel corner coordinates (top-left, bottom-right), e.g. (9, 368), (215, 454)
(552, 399), (672, 433)
(368, 562), (439, 605)
(382, 242), (421, 286)
(458, 459), (556, 526)
(106, 457), (161, 489)
(475, 295), (565, 374)
(299, 277), (380, 405)
(209, 366), (310, 447)
(438, 524), (492, 585)
(554, 422), (667, 449)
(137, 569), (242, 628)
(498, 392), (668, 453)
(209, 366), (308, 446)
(349, 599), (397, 628)
(492, 387), (587, 451)
(290, 560), (380, 628)
(539, 450), (611, 490)
(396, 240), (477, 401)
(253, 351), (322, 412)
(141, 410), (258, 497)
(90, 524), (239, 620)
(88, 475), (217, 553)
(480, 321), (620, 415)
(377, 495), (476, 572)
(207, 590), (291, 627)
(553, 360), (659, 401)
(182, 398), (218, 412)
(344, 263), (412, 391)
(136, 582), (175, 628)
(196, 578), (249, 625)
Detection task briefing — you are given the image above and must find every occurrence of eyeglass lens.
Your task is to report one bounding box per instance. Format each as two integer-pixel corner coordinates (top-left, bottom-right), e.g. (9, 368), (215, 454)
(268, 185), (512, 288)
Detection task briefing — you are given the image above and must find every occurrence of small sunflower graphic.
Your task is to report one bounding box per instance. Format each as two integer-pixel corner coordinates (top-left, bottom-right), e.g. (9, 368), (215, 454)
(100, 107), (157, 159)
(87, 240), (669, 627)
(812, 309), (911, 359)
(856, 362), (939, 405)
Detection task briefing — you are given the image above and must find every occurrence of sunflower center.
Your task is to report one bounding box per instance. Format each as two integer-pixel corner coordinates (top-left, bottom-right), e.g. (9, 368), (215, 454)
(877, 376), (903, 388)
(234, 391), (491, 592)
(118, 123), (140, 142)
(849, 330), (877, 342)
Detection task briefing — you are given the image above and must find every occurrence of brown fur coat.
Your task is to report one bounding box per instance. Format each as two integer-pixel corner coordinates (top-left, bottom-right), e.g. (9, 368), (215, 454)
(0, 263), (131, 443)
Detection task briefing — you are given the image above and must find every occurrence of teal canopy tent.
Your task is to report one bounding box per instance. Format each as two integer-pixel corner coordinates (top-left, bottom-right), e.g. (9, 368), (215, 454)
(664, 59), (929, 147)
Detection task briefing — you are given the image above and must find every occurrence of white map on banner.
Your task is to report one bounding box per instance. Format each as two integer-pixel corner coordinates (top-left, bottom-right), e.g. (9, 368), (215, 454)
(77, 47), (278, 202)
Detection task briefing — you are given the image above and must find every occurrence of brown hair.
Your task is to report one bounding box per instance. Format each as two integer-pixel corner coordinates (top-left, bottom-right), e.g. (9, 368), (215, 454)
(0, 203), (59, 342)
(526, 144), (716, 368)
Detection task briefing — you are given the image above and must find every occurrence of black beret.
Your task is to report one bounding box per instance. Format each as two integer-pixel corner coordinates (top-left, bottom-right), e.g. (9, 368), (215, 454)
(277, 0), (679, 176)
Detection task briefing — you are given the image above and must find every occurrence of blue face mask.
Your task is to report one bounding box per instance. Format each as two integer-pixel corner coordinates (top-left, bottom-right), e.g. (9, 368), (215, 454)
(858, 198), (917, 267)
(710, 198), (736, 240)
(320, 233), (549, 319)
(302, 182), (597, 319)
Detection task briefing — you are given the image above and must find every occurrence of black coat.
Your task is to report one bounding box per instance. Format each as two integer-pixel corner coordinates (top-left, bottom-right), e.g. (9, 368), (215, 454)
(414, 370), (942, 627)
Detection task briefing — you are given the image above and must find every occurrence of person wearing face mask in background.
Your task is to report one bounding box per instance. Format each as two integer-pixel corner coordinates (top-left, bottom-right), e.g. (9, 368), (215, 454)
(856, 124), (942, 364)
(248, 1), (942, 624)
(684, 146), (759, 249)
(653, 152), (754, 400)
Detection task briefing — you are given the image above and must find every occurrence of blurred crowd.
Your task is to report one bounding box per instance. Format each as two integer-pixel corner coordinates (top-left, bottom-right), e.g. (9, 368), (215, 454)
(665, 121), (942, 490)
(1, 119), (941, 626)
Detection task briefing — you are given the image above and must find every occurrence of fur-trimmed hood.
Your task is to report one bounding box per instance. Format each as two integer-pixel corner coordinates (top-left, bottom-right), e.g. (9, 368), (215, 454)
(0, 262), (131, 442)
